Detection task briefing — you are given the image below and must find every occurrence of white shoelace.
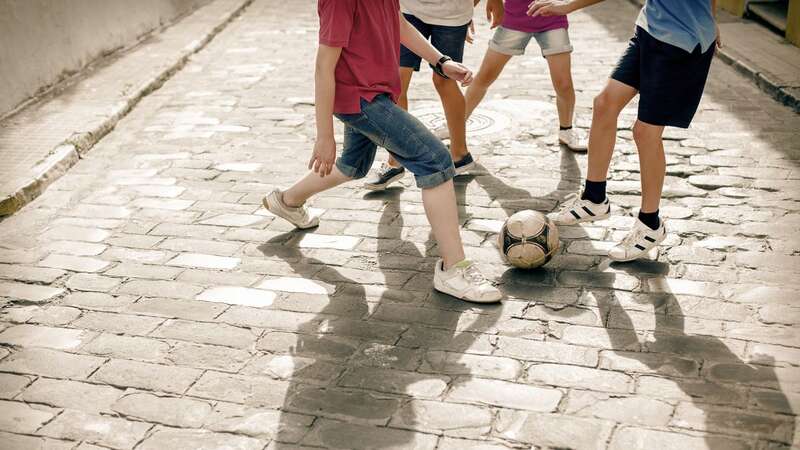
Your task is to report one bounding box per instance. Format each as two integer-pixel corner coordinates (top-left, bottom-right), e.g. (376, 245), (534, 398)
(621, 228), (646, 247)
(463, 263), (488, 285)
(557, 192), (582, 213)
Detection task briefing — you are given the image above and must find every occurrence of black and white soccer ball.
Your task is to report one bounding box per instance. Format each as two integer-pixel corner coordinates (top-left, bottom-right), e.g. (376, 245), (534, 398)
(497, 210), (560, 269)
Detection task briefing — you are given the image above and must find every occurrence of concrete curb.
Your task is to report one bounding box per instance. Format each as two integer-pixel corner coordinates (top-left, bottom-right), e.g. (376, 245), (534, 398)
(0, 0), (254, 217)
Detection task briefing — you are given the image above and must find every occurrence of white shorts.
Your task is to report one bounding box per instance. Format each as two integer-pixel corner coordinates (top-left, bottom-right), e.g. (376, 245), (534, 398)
(489, 26), (573, 57)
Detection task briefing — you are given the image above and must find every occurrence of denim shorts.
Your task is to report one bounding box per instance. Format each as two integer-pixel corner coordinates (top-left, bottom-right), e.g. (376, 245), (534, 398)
(489, 26), (573, 57)
(334, 95), (456, 189)
(400, 13), (469, 71)
(611, 27), (714, 128)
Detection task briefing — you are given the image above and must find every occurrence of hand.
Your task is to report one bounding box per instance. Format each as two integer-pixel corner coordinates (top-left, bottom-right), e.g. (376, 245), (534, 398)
(528, 0), (573, 17)
(442, 60), (474, 86)
(308, 135), (336, 177)
(486, 0), (504, 28)
(715, 23), (722, 49)
(466, 20), (475, 44)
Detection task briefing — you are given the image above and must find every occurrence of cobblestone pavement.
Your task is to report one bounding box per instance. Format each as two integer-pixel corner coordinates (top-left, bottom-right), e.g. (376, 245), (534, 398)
(1, 0), (799, 449)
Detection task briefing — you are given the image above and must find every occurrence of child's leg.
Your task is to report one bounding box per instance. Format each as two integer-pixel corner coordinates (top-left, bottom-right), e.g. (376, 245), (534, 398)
(587, 79), (637, 182)
(432, 74), (468, 161)
(631, 120), (665, 213)
(387, 68), (416, 168)
(422, 180), (465, 267)
(282, 168), (351, 207)
(464, 48), (512, 119)
(544, 52), (575, 128)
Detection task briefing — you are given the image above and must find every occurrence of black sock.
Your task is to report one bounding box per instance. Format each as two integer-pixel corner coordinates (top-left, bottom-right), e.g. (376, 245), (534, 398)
(559, 125), (572, 131)
(581, 180), (606, 204)
(638, 210), (660, 230)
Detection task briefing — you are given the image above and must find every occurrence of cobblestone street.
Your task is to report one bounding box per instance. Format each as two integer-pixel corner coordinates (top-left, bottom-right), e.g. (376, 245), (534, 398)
(1, 0), (799, 449)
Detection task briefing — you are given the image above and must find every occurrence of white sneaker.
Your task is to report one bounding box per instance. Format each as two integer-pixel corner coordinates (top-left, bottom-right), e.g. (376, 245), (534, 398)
(433, 259), (502, 304)
(558, 128), (588, 152)
(608, 218), (667, 262)
(548, 192), (611, 226)
(433, 125), (450, 141)
(263, 190), (319, 229)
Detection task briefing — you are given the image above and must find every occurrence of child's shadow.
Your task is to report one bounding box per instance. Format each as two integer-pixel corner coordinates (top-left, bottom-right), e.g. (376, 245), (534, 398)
(262, 187), (502, 448)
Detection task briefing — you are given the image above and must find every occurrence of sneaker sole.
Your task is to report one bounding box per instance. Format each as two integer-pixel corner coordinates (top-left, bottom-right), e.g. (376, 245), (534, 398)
(363, 172), (405, 191)
(608, 232), (666, 262)
(551, 210), (610, 226)
(454, 161), (476, 176)
(433, 280), (502, 304)
(262, 195), (319, 229)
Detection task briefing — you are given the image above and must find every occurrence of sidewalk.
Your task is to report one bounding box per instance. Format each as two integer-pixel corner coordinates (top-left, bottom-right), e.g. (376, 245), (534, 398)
(0, 0), (798, 449)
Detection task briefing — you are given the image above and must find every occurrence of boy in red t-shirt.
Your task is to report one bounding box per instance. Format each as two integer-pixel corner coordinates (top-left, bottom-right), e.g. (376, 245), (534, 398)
(263, 0), (502, 303)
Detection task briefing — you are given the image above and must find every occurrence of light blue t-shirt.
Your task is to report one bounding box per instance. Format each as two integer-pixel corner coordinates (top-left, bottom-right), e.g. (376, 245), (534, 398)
(636, 0), (716, 53)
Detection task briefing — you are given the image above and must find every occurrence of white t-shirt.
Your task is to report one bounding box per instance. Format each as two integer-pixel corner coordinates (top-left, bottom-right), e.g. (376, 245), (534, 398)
(400, 0), (474, 27)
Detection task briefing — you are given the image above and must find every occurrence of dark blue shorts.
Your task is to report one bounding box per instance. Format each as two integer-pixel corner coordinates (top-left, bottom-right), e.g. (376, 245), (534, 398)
(399, 13), (469, 72)
(611, 27), (714, 129)
(334, 95), (455, 189)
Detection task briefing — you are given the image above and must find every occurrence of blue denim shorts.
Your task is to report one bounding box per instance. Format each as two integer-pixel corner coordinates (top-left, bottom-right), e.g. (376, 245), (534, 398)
(334, 95), (455, 189)
(489, 26), (573, 57)
(399, 13), (469, 71)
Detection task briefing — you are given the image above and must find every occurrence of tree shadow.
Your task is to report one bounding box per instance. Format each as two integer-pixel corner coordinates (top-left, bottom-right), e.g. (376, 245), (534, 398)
(261, 186), (502, 448)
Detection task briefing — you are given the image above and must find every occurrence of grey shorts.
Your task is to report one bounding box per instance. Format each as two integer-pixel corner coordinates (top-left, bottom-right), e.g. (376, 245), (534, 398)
(489, 26), (573, 57)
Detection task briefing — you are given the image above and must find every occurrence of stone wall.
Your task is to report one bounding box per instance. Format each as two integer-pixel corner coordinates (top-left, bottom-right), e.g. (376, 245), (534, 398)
(0, 0), (213, 117)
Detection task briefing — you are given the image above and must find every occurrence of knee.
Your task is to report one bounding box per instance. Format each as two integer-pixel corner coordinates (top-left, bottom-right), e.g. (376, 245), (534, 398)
(552, 75), (574, 97)
(632, 121), (660, 145)
(592, 92), (619, 119)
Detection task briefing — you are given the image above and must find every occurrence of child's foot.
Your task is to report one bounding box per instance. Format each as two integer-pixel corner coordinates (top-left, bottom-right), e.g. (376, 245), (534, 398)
(263, 190), (319, 229)
(548, 192), (611, 226)
(363, 163), (406, 191)
(434, 259), (502, 303)
(433, 125), (450, 141)
(608, 218), (666, 262)
(558, 128), (588, 152)
(454, 153), (476, 176)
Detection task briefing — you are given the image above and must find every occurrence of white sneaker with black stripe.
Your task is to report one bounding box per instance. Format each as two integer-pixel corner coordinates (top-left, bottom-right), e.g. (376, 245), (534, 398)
(608, 218), (667, 262)
(548, 192), (611, 226)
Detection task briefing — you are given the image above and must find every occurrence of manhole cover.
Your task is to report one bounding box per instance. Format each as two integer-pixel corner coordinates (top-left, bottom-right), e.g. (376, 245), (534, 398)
(411, 99), (554, 138)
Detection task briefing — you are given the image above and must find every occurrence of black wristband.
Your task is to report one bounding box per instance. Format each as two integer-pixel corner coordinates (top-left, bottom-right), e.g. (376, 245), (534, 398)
(433, 55), (452, 79)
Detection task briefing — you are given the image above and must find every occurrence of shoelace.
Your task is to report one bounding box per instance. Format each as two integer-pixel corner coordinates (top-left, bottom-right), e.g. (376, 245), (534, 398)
(377, 163), (395, 176)
(557, 192), (581, 212)
(621, 228), (645, 247)
(463, 263), (488, 285)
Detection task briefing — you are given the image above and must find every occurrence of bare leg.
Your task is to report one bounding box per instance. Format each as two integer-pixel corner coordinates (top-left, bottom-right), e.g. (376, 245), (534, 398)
(632, 120), (666, 212)
(544, 52), (575, 128)
(282, 167), (351, 207)
(586, 79), (638, 182)
(433, 74), (468, 161)
(465, 49), (513, 119)
(387, 68), (416, 168)
(421, 180), (465, 268)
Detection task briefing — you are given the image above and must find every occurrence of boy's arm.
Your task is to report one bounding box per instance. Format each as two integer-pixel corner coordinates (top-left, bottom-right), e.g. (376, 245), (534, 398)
(399, 16), (474, 85)
(311, 44), (342, 177)
(527, 0), (605, 17)
(471, 0), (504, 27)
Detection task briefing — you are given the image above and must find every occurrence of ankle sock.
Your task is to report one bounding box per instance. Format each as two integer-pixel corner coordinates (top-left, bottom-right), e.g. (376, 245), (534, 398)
(638, 210), (660, 230)
(581, 180), (607, 204)
(559, 125), (573, 131)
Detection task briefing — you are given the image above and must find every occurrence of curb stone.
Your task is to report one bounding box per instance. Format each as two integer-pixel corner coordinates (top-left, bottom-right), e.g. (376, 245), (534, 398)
(0, 0), (255, 217)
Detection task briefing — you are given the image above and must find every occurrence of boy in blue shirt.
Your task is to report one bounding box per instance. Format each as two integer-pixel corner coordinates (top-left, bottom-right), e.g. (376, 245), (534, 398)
(531, 0), (720, 261)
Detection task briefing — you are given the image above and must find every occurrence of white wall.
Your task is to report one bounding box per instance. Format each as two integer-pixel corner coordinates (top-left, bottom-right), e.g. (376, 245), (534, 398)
(0, 0), (212, 117)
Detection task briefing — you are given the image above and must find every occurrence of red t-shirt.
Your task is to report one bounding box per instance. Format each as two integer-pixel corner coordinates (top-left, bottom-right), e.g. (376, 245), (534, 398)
(318, 0), (402, 114)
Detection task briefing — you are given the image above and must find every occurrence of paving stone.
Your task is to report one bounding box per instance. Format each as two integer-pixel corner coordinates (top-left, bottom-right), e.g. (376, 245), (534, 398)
(40, 253), (111, 273)
(42, 226), (110, 243)
(200, 213), (264, 227)
(70, 204), (131, 219)
(0, 431), (76, 450)
(349, 343), (421, 371)
(188, 371), (290, 407)
(105, 263), (183, 280)
(44, 241), (108, 257)
(21, 378), (123, 414)
(447, 377), (562, 412)
(0, 264), (67, 283)
(138, 428), (266, 450)
(166, 252), (240, 270)
(257, 276), (334, 295)
(241, 354), (341, 385)
(287, 386), (401, 425)
(153, 318), (258, 348)
(637, 375), (746, 406)
(64, 273), (122, 292)
(0, 373), (32, 399)
(61, 291), (134, 311)
(391, 399), (493, 438)
(0, 282), (64, 303)
(28, 306), (82, 326)
(0, 348), (104, 379)
(671, 401), (794, 443)
(302, 419), (438, 450)
(167, 341), (251, 372)
(494, 336), (599, 367)
(39, 410), (152, 449)
(81, 333), (170, 363)
(131, 198), (194, 210)
(420, 351), (521, 380)
(0, 399), (57, 433)
(0, 324), (94, 350)
(495, 409), (613, 450)
(257, 331), (359, 361)
(117, 279), (203, 299)
(91, 359), (202, 394)
(102, 247), (172, 264)
(296, 233), (361, 250)
(609, 427), (750, 450)
(564, 391), (674, 427)
(339, 366), (449, 398)
(204, 402), (314, 441)
(526, 363), (634, 393)
(599, 350), (699, 377)
(196, 286), (275, 307)
(125, 296), (228, 321)
(72, 311), (164, 335)
(112, 391), (212, 428)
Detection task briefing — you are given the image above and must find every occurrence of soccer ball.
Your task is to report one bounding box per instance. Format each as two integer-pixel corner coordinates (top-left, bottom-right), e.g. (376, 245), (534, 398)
(497, 210), (560, 269)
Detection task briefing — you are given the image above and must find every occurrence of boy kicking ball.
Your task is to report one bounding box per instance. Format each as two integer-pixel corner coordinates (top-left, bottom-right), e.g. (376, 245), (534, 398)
(464, 0), (587, 152)
(363, 0), (505, 191)
(540, 0), (720, 261)
(264, 0), (502, 303)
